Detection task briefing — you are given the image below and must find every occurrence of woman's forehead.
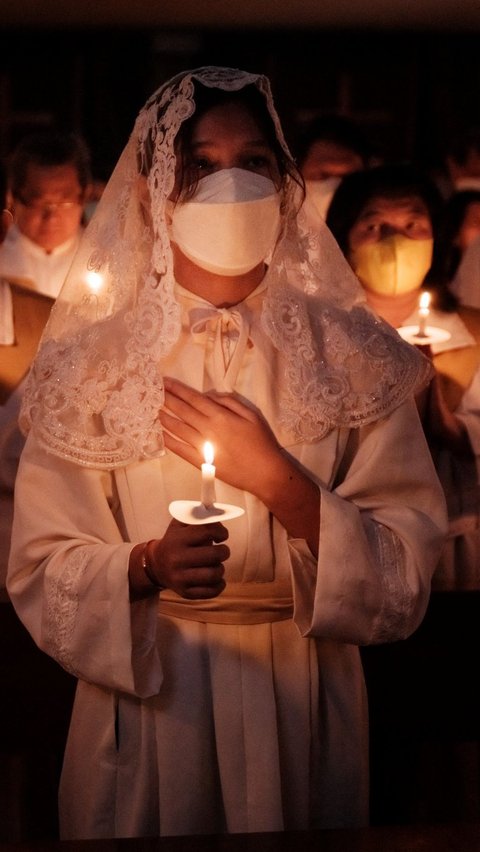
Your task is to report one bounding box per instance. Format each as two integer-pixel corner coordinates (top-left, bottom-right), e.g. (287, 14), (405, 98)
(191, 101), (268, 142)
(359, 194), (430, 219)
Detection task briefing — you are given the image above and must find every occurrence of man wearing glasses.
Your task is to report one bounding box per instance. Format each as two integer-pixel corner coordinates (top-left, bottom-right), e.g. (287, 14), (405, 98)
(0, 130), (91, 297)
(0, 132), (91, 591)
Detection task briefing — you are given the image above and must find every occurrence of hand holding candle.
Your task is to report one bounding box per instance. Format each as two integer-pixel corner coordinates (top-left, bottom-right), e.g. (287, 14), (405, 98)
(417, 291), (431, 338)
(201, 441), (217, 508)
(162, 380), (244, 524)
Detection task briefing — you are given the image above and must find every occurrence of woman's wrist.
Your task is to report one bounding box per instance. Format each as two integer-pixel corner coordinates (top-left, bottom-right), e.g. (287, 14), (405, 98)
(142, 540), (166, 589)
(256, 454), (321, 557)
(129, 540), (165, 601)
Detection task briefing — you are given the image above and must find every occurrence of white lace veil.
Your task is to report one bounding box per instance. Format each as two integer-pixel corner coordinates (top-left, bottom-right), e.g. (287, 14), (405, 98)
(20, 66), (432, 469)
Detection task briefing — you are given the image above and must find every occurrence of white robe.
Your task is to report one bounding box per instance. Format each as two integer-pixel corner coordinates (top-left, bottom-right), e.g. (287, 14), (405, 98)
(0, 381), (25, 587)
(450, 234), (480, 309)
(0, 281), (54, 588)
(401, 306), (480, 589)
(0, 225), (81, 298)
(7, 283), (447, 839)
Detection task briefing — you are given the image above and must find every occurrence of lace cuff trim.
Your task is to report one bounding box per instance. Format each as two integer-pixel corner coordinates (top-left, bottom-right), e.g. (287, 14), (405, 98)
(369, 523), (414, 643)
(44, 548), (89, 675)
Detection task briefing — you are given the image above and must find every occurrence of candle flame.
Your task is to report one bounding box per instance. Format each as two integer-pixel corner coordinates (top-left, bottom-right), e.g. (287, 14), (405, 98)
(203, 441), (214, 465)
(419, 291), (431, 310)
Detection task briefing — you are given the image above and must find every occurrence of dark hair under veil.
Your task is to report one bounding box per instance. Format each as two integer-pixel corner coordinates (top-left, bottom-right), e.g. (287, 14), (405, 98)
(174, 82), (304, 202)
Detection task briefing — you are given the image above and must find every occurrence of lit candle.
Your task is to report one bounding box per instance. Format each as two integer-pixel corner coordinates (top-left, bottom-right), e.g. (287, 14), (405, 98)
(417, 291), (431, 337)
(201, 441), (216, 508)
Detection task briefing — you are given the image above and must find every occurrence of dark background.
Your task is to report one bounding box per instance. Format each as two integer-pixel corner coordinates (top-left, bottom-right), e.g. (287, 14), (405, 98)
(1, 25), (480, 183)
(1, 3), (480, 841)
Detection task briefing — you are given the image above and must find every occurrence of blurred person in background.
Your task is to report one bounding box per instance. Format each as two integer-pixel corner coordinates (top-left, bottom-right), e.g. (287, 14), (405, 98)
(0, 130), (91, 298)
(439, 191), (480, 310)
(432, 127), (480, 200)
(327, 164), (480, 590)
(328, 162), (480, 827)
(443, 127), (480, 196)
(0, 155), (55, 590)
(297, 114), (374, 221)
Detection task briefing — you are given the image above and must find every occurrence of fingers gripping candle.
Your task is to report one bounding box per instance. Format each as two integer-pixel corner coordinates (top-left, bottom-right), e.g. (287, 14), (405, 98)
(201, 442), (217, 508)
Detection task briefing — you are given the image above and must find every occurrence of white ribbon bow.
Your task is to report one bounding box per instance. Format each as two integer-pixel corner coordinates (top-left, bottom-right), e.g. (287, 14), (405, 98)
(189, 304), (252, 392)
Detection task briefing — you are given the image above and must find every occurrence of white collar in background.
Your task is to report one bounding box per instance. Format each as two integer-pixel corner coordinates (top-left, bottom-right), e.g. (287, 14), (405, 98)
(0, 280), (14, 345)
(7, 224), (80, 259)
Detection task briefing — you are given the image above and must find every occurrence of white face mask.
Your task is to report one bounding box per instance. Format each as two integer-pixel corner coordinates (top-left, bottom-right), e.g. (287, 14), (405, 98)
(350, 234), (434, 296)
(168, 168), (281, 276)
(304, 177), (342, 220)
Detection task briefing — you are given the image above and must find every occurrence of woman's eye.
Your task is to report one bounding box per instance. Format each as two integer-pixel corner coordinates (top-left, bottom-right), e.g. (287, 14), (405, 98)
(192, 158), (212, 171)
(247, 156), (277, 174)
(406, 220), (422, 233)
(245, 156), (268, 167)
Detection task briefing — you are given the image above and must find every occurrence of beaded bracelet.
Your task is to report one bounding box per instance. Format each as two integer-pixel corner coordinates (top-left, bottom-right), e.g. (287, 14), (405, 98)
(141, 539), (165, 591)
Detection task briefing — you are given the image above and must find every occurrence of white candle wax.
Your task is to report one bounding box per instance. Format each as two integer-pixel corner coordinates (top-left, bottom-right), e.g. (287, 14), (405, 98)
(201, 441), (217, 508)
(417, 291), (431, 337)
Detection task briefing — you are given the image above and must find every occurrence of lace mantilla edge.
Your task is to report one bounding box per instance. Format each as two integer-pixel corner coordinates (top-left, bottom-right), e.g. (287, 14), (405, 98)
(20, 291), (432, 469)
(262, 284), (434, 441)
(19, 326), (168, 468)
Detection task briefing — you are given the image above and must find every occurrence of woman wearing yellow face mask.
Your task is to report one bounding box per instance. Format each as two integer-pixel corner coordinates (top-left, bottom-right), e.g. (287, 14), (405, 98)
(328, 163), (480, 827)
(327, 164), (480, 593)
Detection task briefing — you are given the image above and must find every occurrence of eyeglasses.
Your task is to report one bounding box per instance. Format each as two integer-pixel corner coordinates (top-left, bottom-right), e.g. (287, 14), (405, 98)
(15, 195), (83, 214)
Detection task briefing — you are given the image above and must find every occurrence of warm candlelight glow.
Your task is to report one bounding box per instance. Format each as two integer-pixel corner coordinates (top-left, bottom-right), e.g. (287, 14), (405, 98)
(417, 291), (430, 337)
(201, 442), (216, 508)
(169, 439), (245, 523)
(203, 441), (214, 466)
(419, 291), (431, 311)
(85, 271), (103, 293)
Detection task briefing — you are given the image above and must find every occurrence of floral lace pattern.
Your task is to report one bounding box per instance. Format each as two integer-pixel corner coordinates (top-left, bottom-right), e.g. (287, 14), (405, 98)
(44, 548), (89, 675)
(369, 523), (415, 643)
(263, 281), (429, 440)
(20, 66), (432, 468)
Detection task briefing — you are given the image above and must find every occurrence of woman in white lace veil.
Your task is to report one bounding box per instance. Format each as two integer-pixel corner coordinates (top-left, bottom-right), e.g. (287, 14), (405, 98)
(8, 66), (446, 839)
(20, 67), (430, 467)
